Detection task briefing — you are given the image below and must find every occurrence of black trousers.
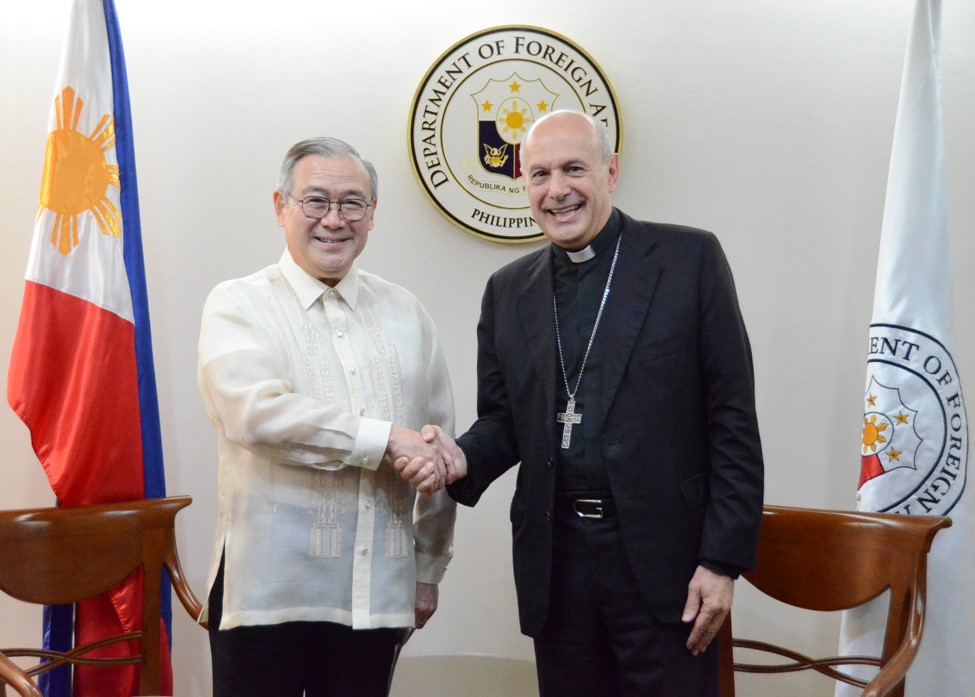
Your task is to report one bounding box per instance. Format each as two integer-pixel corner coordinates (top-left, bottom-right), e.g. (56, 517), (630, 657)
(208, 558), (400, 697)
(533, 508), (719, 697)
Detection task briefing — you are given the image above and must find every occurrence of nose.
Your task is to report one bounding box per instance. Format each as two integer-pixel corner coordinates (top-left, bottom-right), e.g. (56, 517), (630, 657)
(319, 205), (344, 228)
(548, 171), (571, 198)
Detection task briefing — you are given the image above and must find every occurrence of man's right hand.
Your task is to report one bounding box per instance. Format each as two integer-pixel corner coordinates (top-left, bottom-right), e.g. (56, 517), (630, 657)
(385, 425), (444, 493)
(392, 425), (468, 494)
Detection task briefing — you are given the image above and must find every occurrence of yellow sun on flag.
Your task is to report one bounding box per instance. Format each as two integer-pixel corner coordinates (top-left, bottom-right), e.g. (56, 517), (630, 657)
(37, 85), (121, 256)
(862, 414), (889, 454)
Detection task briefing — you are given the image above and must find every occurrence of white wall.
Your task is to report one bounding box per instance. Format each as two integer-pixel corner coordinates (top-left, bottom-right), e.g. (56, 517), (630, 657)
(1, 1), (972, 695)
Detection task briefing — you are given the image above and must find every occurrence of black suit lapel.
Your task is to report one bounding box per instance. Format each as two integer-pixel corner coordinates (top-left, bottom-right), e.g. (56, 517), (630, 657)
(517, 248), (558, 449)
(592, 218), (661, 433)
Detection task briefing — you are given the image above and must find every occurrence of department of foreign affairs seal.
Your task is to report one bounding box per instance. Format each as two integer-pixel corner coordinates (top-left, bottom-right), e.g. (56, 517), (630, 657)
(859, 324), (968, 516)
(408, 25), (622, 243)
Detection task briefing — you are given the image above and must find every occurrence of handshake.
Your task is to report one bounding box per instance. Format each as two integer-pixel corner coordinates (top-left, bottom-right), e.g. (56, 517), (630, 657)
(385, 424), (468, 495)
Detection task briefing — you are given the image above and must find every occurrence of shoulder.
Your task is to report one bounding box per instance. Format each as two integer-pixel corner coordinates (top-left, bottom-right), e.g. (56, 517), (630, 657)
(489, 246), (548, 284)
(357, 268), (420, 304)
(618, 213), (731, 278)
(357, 269), (436, 322)
(620, 211), (720, 253)
(197, 265), (290, 359)
(205, 263), (282, 308)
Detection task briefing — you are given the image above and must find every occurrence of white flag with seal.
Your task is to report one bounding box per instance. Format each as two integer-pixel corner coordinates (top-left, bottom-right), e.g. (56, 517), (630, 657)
(837, 0), (972, 695)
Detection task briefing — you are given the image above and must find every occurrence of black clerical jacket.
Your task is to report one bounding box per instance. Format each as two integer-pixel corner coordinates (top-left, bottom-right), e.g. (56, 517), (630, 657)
(450, 210), (764, 637)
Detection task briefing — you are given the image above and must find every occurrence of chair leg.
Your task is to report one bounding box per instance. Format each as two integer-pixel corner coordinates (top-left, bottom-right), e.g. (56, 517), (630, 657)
(717, 618), (735, 697)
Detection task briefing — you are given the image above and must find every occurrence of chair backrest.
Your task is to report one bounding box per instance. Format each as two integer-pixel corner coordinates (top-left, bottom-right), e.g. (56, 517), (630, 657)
(718, 504), (951, 697)
(0, 496), (204, 697)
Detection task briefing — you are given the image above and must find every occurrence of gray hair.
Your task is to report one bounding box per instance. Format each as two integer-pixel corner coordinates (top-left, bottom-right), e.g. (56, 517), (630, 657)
(277, 137), (379, 201)
(523, 110), (613, 163)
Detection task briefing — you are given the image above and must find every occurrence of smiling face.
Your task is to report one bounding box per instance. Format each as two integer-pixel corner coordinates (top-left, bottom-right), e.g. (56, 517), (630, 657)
(273, 154), (375, 286)
(520, 112), (619, 251)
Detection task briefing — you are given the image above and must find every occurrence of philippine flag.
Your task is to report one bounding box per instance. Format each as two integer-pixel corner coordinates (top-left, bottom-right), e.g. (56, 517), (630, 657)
(6, 0), (171, 694)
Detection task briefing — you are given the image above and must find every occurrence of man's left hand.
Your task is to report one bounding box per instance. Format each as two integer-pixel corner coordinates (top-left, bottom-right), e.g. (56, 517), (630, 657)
(681, 565), (733, 655)
(414, 582), (439, 629)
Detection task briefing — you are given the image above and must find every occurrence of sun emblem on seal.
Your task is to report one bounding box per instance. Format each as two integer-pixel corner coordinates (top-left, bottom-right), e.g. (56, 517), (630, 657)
(471, 74), (558, 181)
(859, 377), (922, 487)
(857, 325), (968, 516)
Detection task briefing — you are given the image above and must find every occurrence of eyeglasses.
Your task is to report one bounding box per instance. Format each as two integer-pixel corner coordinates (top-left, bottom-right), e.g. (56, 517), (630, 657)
(290, 195), (372, 222)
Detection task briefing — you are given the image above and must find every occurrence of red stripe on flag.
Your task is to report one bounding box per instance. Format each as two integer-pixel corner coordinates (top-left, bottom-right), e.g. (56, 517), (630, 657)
(7, 281), (145, 505)
(858, 454), (884, 488)
(7, 282), (156, 692)
(72, 571), (174, 695)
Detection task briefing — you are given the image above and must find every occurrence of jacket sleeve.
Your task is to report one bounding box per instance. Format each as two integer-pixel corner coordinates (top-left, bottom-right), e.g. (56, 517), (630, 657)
(696, 233), (765, 572)
(450, 273), (522, 507)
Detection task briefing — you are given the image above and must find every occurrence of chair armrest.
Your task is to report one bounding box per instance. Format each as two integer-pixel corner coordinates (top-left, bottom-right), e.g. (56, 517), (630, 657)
(163, 536), (208, 630)
(0, 651), (43, 697)
(862, 580), (926, 697)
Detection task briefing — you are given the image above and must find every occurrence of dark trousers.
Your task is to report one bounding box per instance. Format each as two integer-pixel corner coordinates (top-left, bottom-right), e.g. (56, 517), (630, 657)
(208, 559), (400, 697)
(533, 508), (719, 697)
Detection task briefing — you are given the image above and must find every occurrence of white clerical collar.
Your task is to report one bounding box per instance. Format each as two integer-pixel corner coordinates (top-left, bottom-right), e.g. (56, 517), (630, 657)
(566, 246), (596, 263)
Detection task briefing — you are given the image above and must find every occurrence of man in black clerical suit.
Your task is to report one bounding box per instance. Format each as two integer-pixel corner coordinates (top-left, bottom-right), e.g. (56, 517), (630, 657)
(396, 110), (764, 696)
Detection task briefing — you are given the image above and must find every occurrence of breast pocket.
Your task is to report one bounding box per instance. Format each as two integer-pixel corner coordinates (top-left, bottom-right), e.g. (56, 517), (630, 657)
(632, 331), (693, 367)
(630, 332), (694, 392)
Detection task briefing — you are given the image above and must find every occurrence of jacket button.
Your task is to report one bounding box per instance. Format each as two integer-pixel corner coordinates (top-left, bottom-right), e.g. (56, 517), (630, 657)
(546, 457), (554, 468)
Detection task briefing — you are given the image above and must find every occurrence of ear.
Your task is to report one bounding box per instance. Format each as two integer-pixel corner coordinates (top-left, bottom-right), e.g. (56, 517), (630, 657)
(273, 190), (287, 227)
(606, 153), (620, 193)
(364, 198), (377, 232)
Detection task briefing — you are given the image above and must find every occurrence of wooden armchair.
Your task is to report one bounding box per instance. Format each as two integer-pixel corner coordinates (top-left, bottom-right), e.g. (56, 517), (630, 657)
(0, 496), (205, 696)
(719, 504), (951, 697)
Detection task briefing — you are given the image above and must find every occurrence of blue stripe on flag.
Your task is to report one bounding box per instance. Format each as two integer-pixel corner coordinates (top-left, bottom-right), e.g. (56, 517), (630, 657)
(38, 603), (73, 697)
(102, 0), (173, 643)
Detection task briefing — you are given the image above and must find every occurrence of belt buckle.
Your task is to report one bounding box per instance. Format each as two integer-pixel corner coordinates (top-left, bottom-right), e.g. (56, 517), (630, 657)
(574, 498), (604, 519)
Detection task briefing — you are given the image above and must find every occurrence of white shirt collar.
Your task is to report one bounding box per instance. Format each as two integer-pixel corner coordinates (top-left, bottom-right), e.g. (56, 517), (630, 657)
(278, 249), (360, 310)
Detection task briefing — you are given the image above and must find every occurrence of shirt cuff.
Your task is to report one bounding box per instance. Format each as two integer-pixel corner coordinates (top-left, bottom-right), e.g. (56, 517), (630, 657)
(700, 558), (743, 580)
(347, 418), (391, 471)
(415, 552), (450, 585)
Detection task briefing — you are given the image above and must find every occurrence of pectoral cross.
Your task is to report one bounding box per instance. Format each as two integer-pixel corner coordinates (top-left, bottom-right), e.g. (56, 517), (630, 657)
(557, 398), (582, 449)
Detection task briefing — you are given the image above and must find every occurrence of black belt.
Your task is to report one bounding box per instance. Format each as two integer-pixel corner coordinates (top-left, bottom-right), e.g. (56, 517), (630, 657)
(556, 492), (617, 519)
